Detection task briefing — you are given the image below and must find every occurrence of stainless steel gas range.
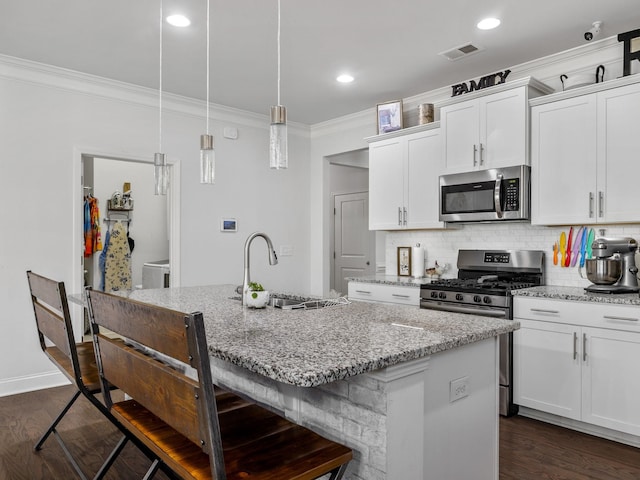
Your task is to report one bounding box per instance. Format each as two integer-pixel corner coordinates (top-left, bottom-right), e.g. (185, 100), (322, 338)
(420, 250), (545, 417)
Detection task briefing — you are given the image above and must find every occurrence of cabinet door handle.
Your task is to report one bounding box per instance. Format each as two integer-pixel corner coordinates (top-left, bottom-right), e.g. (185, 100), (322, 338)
(473, 144), (478, 166)
(403, 207), (407, 226)
(530, 308), (560, 314)
(479, 143), (484, 165)
(603, 315), (639, 322)
(583, 333), (587, 362)
(398, 207), (402, 226)
(573, 332), (578, 360)
(589, 192), (594, 218)
(392, 294), (410, 299)
(355, 290), (372, 294)
(598, 191), (604, 218)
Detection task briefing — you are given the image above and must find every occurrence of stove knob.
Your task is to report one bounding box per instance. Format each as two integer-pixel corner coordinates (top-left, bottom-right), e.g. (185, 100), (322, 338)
(439, 292), (447, 299)
(483, 296), (492, 304)
(473, 295), (482, 303)
(431, 291), (438, 299)
(455, 294), (464, 301)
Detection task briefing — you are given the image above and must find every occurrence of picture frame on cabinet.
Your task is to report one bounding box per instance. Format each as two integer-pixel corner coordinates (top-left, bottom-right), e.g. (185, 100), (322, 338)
(377, 100), (403, 134)
(397, 246), (412, 276)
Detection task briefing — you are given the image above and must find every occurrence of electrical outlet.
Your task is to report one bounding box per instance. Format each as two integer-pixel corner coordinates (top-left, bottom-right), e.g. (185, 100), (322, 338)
(449, 376), (469, 402)
(279, 245), (294, 256)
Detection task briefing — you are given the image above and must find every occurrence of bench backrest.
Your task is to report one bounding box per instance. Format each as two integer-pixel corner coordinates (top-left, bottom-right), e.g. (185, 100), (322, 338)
(26, 271), (79, 383)
(86, 289), (225, 479)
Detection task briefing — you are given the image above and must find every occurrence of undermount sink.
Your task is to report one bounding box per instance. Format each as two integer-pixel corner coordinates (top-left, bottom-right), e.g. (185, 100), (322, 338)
(230, 293), (349, 310)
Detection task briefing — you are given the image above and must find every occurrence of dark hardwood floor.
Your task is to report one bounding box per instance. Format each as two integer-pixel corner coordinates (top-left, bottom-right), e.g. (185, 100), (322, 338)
(0, 385), (171, 480)
(500, 414), (640, 480)
(1, 384), (639, 479)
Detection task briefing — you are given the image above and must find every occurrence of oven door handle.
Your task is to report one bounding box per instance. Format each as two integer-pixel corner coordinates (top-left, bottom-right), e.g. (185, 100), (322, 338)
(494, 173), (504, 219)
(421, 301), (509, 318)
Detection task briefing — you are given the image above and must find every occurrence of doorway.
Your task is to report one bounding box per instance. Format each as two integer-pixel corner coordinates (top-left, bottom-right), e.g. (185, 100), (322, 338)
(82, 156), (170, 291)
(72, 150), (180, 341)
(328, 151), (379, 295)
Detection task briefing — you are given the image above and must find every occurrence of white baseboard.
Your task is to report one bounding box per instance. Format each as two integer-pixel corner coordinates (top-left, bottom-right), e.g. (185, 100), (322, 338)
(518, 406), (640, 448)
(0, 370), (70, 398)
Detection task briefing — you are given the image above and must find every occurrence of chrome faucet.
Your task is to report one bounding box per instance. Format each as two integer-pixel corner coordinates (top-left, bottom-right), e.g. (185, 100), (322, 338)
(241, 232), (278, 305)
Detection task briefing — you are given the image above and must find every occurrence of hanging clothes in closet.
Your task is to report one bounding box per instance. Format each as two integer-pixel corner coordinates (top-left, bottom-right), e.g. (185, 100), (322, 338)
(83, 195), (102, 257)
(103, 220), (132, 292)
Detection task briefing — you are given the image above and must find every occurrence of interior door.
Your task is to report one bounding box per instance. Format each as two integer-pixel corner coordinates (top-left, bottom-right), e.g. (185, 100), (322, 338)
(333, 192), (375, 296)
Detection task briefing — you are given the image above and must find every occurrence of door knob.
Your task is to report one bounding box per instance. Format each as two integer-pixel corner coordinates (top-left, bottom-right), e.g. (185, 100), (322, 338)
(366, 261), (370, 265)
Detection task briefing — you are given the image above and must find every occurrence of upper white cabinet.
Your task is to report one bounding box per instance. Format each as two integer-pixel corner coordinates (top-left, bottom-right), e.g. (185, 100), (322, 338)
(438, 77), (552, 174)
(531, 77), (640, 225)
(368, 124), (443, 230)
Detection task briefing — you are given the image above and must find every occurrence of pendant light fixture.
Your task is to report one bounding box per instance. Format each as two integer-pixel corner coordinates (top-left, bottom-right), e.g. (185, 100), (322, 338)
(200, 0), (215, 184)
(269, 0), (288, 169)
(154, 0), (168, 195)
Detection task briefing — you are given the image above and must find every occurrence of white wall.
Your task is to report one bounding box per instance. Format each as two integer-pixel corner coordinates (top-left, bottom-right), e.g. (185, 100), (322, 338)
(0, 56), (311, 396)
(90, 158), (169, 288)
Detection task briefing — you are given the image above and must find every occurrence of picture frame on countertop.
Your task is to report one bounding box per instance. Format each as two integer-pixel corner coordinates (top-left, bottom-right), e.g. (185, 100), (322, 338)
(220, 218), (237, 232)
(397, 246), (412, 277)
(376, 100), (403, 134)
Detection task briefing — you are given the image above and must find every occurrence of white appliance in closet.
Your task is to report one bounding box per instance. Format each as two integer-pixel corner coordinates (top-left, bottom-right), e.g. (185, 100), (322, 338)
(142, 260), (170, 289)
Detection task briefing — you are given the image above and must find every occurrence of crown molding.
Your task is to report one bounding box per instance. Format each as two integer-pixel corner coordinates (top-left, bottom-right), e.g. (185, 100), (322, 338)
(0, 54), (309, 136)
(311, 35), (625, 134)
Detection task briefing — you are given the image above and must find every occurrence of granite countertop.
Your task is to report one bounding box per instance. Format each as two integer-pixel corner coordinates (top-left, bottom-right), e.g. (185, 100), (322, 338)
(123, 284), (517, 387)
(512, 285), (640, 306)
(346, 274), (433, 287)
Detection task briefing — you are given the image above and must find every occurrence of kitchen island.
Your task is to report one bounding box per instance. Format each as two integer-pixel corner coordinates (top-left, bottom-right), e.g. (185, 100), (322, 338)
(124, 284), (518, 480)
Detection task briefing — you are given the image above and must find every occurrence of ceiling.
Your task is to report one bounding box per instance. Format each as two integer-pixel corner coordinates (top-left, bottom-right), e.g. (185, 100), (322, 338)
(2, 1), (640, 125)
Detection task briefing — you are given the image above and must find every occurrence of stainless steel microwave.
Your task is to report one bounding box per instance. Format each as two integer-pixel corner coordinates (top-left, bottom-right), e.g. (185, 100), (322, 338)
(439, 165), (530, 222)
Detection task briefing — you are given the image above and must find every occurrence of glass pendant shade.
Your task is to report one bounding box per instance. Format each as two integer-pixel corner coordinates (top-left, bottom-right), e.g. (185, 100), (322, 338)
(269, 105), (288, 169)
(154, 152), (168, 195)
(200, 134), (215, 184)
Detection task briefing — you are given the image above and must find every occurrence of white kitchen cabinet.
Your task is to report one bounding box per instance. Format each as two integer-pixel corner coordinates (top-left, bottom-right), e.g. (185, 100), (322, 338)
(514, 318), (582, 419)
(531, 78), (640, 225)
(348, 282), (420, 307)
(514, 296), (640, 436)
(438, 77), (552, 174)
(368, 124), (443, 230)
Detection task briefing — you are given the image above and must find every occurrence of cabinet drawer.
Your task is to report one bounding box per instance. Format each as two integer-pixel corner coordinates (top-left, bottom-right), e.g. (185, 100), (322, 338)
(514, 297), (582, 321)
(514, 297), (640, 333)
(588, 303), (640, 332)
(348, 282), (419, 306)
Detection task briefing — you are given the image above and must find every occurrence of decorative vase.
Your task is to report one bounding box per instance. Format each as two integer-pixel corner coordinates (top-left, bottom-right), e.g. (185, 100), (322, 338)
(245, 290), (269, 308)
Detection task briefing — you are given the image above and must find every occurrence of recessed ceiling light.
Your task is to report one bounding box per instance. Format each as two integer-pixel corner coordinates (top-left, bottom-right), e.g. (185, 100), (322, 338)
(477, 17), (501, 30)
(336, 74), (354, 83)
(166, 14), (191, 27)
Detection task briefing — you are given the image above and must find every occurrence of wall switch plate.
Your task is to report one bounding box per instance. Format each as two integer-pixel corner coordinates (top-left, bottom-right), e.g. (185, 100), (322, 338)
(223, 127), (238, 139)
(449, 376), (469, 402)
(279, 245), (294, 256)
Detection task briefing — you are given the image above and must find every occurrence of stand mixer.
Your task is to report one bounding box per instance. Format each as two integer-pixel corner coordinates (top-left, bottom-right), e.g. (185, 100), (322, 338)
(585, 237), (639, 294)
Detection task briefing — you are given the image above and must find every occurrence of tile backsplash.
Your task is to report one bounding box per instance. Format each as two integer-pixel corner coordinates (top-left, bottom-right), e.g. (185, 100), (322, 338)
(386, 223), (640, 288)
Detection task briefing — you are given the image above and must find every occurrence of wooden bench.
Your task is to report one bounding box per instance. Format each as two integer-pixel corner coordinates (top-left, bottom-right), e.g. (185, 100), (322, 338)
(26, 271), (128, 479)
(86, 289), (353, 480)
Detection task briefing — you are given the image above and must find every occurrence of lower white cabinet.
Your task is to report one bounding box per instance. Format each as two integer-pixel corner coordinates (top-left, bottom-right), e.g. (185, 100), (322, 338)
(348, 282), (419, 307)
(514, 297), (640, 436)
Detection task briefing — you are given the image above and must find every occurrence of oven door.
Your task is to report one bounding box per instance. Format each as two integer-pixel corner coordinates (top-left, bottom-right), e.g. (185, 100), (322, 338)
(420, 299), (509, 318)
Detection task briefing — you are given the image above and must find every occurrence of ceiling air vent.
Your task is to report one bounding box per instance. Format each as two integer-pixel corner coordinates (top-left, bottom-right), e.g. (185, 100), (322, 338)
(438, 43), (483, 61)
